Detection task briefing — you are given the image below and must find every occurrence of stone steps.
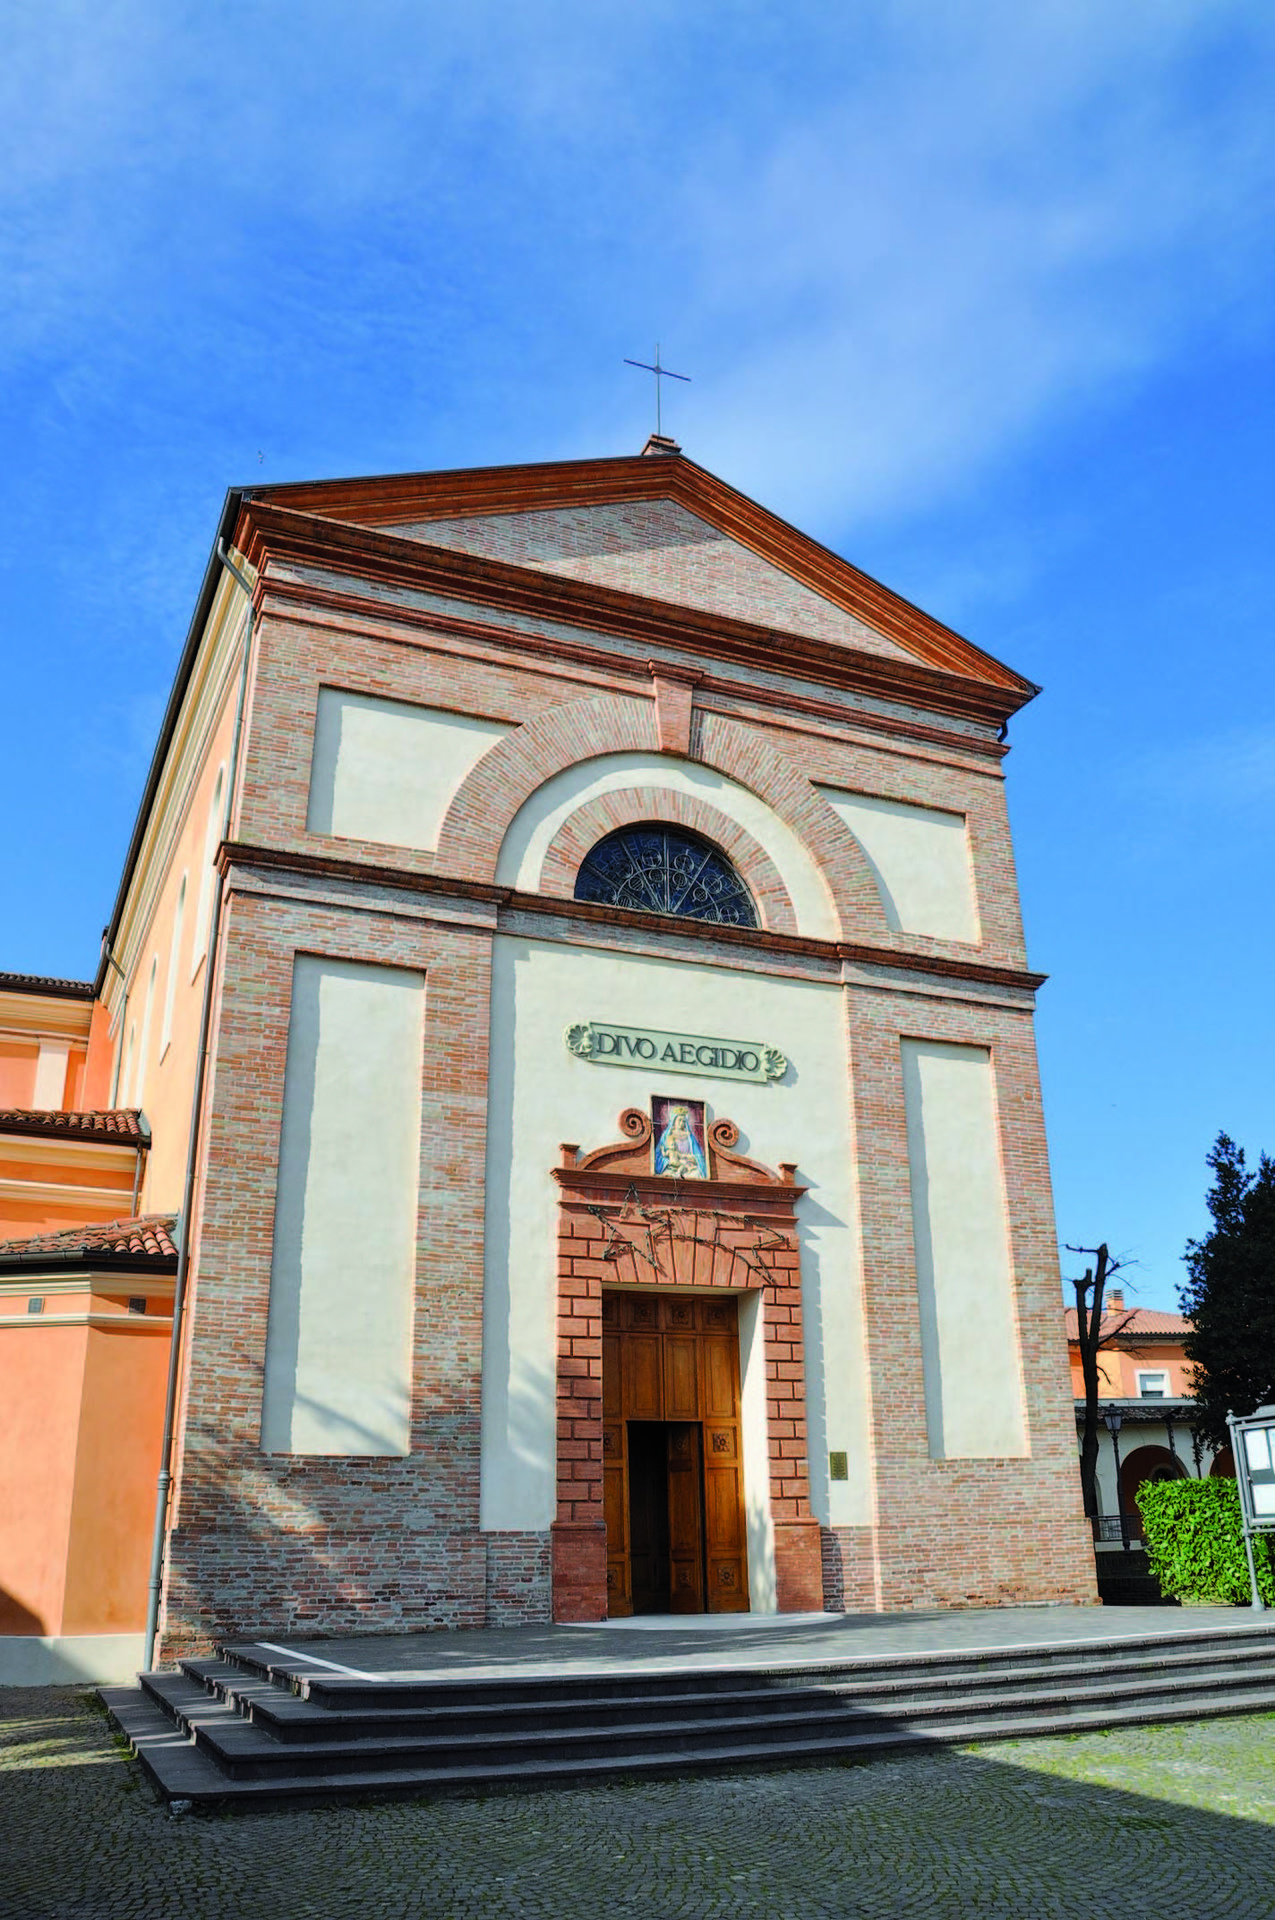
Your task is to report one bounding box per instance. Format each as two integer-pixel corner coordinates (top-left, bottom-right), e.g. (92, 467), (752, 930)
(100, 1619), (1275, 1811)
(180, 1643), (1275, 1744)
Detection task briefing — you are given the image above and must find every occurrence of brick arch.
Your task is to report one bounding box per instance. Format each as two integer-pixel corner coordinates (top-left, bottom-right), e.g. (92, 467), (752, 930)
(436, 689), (891, 941)
(435, 693), (657, 882)
(538, 789), (799, 935)
(693, 712), (888, 942)
(1120, 1444), (1187, 1518)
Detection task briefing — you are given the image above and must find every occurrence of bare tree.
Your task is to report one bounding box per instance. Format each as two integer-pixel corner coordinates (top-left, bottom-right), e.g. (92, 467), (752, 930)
(1066, 1243), (1137, 1519)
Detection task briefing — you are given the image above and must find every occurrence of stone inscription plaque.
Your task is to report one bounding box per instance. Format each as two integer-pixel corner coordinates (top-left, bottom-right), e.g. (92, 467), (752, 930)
(564, 1020), (786, 1085)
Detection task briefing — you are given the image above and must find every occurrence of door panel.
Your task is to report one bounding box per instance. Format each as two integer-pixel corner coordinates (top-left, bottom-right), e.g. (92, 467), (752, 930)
(706, 1459), (743, 1548)
(702, 1324), (748, 1612)
(703, 1336), (736, 1418)
(625, 1334), (663, 1420)
(667, 1422), (704, 1613)
(664, 1335), (700, 1420)
(602, 1331), (623, 1418)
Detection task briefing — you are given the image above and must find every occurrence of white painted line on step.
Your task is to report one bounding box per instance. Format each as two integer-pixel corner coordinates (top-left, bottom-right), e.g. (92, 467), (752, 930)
(252, 1640), (385, 1682)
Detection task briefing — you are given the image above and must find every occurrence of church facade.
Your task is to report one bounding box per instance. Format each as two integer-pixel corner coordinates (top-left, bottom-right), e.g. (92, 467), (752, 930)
(1, 440), (1097, 1670)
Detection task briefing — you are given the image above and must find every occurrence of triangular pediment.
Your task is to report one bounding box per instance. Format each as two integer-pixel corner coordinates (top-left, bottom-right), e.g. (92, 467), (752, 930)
(369, 497), (915, 666)
(251, 451), (1035, 701)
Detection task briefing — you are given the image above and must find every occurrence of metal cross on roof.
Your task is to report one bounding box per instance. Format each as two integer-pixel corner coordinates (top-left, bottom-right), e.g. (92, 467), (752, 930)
(624, 343), (690, 439)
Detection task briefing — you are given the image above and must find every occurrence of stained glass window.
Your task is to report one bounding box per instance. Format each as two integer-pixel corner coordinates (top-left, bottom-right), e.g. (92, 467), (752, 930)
(574, 826), (758, 927)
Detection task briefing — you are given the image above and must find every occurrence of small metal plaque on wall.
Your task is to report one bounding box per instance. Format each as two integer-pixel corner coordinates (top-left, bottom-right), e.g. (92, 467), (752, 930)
(564, 1019), (787, 1085)
(828, 1451), (849, 1482)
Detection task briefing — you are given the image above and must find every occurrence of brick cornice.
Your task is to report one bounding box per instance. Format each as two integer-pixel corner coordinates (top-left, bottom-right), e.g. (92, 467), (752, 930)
(247, 451), (1033, 696)
(235, 498), (1033, 729)
(219, 840), (1047, 993)
(252, 572), (1009, 764)
(554, 1168), (804, 1212)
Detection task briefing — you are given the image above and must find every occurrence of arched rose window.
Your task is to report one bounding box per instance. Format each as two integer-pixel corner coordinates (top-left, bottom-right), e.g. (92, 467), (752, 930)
(574, 825), (758, 927)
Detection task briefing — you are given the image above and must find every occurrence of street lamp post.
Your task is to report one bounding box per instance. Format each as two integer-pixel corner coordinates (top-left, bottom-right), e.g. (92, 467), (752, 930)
(1103, 1406), (1129, 1551)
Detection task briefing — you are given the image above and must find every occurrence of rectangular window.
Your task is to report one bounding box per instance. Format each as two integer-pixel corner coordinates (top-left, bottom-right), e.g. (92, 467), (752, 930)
(1137, 1370), (1169, 1399)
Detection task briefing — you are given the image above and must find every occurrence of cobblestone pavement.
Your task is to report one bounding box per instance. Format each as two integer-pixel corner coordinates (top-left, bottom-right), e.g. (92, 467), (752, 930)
(1, 1690), (1273, 1920)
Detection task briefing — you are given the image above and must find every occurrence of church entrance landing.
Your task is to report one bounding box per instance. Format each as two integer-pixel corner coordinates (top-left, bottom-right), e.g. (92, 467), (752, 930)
(603, 1292), (748, 1615)
(550, 1107), (824, 1624)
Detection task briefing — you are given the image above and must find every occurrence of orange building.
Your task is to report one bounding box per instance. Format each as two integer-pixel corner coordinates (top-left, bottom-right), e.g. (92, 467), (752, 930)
(0, 974), (181, 1679)
(0, 971), (141, 1241)
(1064, 1289), (1231, 1551)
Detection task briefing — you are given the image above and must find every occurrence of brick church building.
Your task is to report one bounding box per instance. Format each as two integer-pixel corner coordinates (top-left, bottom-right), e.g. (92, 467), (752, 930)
(0, 439), (1096, 1679)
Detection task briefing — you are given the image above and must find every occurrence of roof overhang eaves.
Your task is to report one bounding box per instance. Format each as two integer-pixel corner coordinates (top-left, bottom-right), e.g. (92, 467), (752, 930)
(236, 498), (1036, 730)
(1072, 1398), (1197, 1416)
(0, 1112), (150, 1148)
(0, 1247), (178, 1278)
(0, 973), (96, 1002)
(94, 486), (249, 998)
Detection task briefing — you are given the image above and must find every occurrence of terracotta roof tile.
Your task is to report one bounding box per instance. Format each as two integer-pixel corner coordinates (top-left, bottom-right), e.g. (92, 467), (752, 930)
(0, 1108), (148, 1145)
(0, 1213), (178, 1266)
(1064, 1305), (1191, 1338)
(0, 972), (95, 1000)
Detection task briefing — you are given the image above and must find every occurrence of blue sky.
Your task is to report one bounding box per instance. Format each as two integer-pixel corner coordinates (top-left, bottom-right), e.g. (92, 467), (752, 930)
(2, 1), (1272, 1307)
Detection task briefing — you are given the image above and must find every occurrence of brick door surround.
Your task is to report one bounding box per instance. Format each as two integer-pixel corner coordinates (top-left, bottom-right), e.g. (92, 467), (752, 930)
(550, 1108), (823, 1622)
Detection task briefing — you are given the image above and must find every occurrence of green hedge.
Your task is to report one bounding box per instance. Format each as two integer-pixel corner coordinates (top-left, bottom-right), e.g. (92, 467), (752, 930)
(1137, 1478), (1275, 1607)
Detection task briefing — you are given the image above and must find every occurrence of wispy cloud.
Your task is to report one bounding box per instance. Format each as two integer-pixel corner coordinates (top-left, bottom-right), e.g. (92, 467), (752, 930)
(674, 2), (1275, 528)
(1, 1), (1271, 536)
(1128, 723), (1275, 812)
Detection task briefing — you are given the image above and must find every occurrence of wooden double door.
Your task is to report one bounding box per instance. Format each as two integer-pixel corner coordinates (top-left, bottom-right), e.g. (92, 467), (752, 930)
(602, 1291), (749, 1615)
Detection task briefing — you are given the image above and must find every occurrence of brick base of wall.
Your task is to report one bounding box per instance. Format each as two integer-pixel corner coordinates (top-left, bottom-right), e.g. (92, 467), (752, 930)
(154, 1506), (1098, 1660)
(485, 1531), (552, 1626)
(819, 1525), (880, 1613)
(871, 1510), (1099, 1613)
(156, 1526), (490, 1663)
(551, 1519), (608, 1623)
(774, 1518), (825, 1612)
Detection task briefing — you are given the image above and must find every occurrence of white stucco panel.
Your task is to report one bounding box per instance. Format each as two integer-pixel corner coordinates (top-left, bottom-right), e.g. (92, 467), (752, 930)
(307, 688), (509, 850)
(261, 956), (424, 1456)
(819, 788), (979, 943)
(495, 751), (837, 939)
(901, 1039), (1028, 1460)
(480, 936), (871, 1561)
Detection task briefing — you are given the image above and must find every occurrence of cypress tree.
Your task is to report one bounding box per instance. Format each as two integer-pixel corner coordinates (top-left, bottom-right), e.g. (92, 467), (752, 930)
(1180, 1133), (1275, 1449)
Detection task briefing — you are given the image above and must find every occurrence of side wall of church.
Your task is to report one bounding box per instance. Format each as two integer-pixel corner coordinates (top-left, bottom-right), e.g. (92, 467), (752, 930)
(100, 563), (252, 1213)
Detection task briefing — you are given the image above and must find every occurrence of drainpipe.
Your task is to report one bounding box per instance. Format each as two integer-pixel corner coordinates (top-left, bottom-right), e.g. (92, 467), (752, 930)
(142, 547), (255, 1672)
(130, 1136), (148, 1216)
